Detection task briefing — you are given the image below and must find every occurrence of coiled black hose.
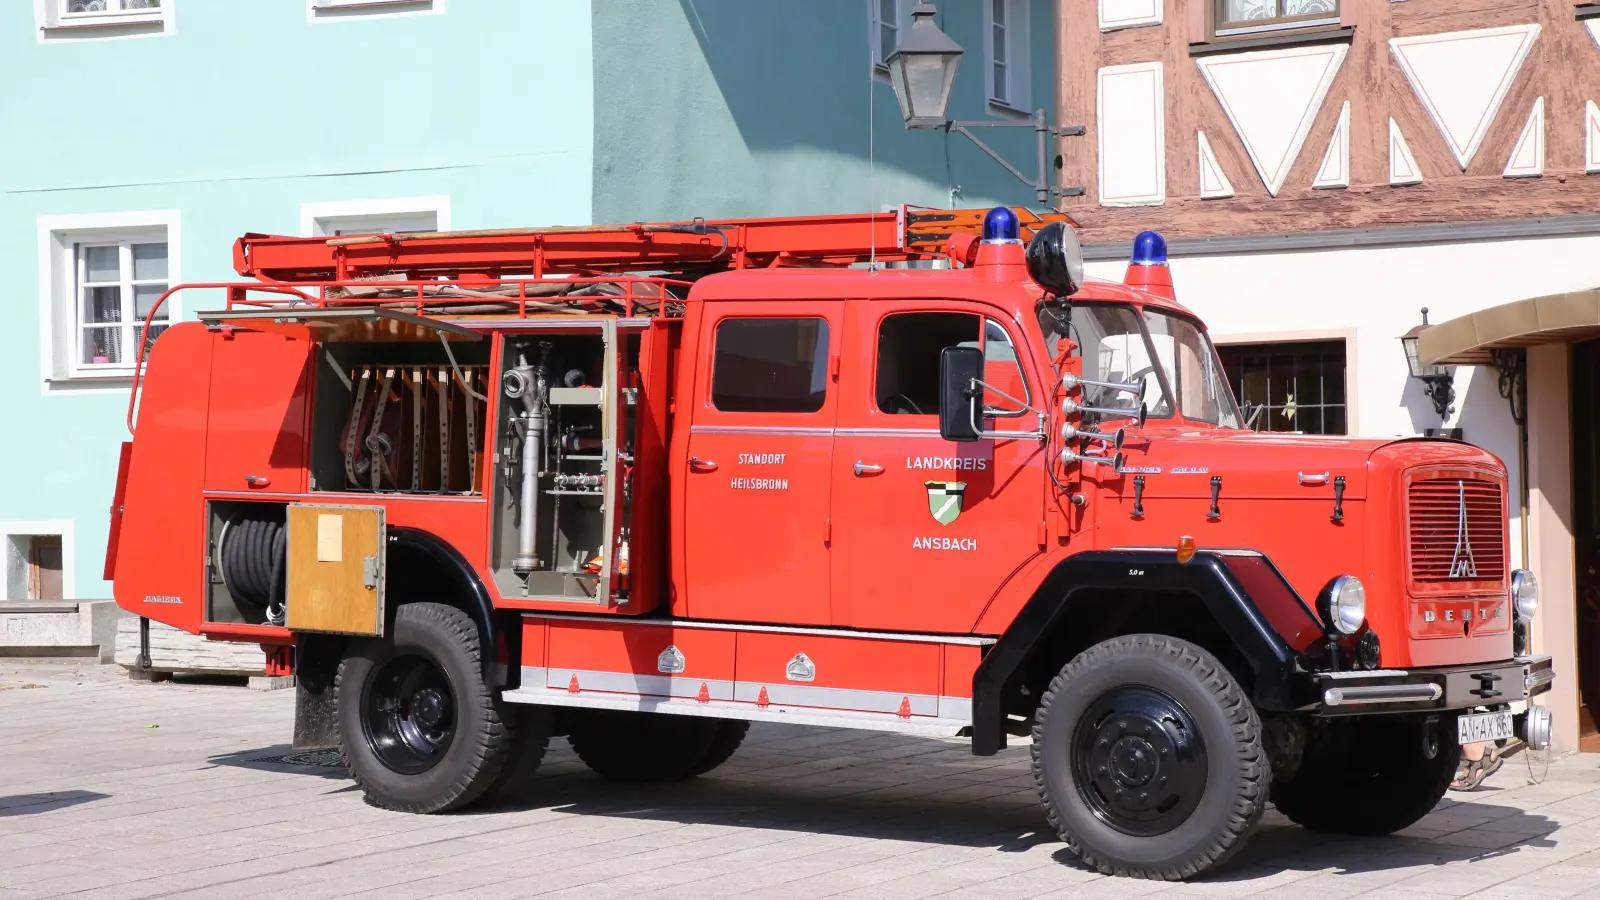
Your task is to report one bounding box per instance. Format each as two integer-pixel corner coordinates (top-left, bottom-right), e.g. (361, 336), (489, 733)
(220, 516), (287, 626)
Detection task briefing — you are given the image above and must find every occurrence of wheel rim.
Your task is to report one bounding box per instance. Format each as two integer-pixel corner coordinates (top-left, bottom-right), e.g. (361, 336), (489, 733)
(362, 652), (457, 775)
(1070, 686), (1208, 836)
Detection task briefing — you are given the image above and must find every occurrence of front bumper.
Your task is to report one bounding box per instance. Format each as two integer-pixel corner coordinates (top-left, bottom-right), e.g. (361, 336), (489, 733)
(1312, 655), (1553, 715)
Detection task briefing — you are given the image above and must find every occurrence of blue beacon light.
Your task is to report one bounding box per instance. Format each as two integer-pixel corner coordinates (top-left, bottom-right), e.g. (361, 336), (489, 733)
(981, 206), (1021, 243)
(1130, 230), (1168, 265)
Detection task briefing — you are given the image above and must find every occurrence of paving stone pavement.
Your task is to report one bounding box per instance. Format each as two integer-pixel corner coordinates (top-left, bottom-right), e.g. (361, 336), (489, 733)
(4, 657), (1600, 900)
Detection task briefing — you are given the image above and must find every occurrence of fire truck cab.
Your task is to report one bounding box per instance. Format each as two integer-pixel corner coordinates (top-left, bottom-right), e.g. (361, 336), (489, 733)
(110, 206), (1555, 880)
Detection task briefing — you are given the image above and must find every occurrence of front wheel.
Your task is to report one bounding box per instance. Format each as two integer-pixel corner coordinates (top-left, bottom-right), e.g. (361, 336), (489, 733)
(336, 602), (509, 813)
(1031, 635), (1268, 880)
(1271, 714), (1460, 835)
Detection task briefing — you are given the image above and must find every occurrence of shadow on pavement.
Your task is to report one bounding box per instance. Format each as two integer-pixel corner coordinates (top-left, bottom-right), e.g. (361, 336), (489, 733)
(207, 745), (349, 780)
(0, 790), (110, 816)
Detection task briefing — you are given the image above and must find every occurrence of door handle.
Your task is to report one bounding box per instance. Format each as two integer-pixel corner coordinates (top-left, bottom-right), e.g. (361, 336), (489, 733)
(1297, 471), (1330, 486)
(853, 461), (884, 477)
(689, 457), (718, 473)
(244, 474), (272, 488)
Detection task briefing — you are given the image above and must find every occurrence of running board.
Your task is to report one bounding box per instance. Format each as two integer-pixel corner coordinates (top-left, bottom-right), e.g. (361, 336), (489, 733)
(500, 686), (971, 738)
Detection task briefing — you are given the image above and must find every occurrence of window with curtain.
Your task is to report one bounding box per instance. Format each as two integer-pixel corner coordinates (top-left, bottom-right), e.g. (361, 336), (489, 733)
(74, 239), (169, 371)
(1216, 0), (1338, 37)
(1218, 340), (1347, 434)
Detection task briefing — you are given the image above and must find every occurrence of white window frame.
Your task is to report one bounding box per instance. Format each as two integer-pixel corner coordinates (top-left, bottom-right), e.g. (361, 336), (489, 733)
(2, 520), (76, 602)
(307, 0), (443, 23)
(35, 0), (173, 40)
(870, 0), (911, 72)
(299, 196), (452, 238)
(38, 211), (181, 392)
(985, 0), (1032, 112)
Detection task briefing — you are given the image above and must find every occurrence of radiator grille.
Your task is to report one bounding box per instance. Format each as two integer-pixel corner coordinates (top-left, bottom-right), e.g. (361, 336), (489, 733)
(1407, 478), (1506, 583)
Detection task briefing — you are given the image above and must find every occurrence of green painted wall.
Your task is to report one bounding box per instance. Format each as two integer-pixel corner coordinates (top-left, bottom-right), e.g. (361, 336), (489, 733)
(592, 0), (1058, 222)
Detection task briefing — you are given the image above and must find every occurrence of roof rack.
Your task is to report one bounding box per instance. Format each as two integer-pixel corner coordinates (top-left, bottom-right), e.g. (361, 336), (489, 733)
(235, 206), (1077, 282)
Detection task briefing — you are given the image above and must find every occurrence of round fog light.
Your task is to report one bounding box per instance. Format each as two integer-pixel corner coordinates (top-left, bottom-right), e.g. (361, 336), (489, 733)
(1513, 569), (1539, 620)
(1319, 575), (1367, 636)
(1355, 630), (1381, 670)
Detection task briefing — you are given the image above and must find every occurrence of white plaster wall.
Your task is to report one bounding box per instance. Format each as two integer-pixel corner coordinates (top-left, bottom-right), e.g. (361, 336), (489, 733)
(1086, 232), (1600, 570)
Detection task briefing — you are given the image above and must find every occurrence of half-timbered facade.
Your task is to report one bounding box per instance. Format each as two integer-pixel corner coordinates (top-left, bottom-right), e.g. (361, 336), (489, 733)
(1056, 0), (1600, 753)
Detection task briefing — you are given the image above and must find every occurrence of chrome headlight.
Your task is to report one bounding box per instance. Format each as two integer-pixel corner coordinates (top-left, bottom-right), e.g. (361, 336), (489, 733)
(1512, 569), (1539, 620)
(1319, 575), (1367, 636)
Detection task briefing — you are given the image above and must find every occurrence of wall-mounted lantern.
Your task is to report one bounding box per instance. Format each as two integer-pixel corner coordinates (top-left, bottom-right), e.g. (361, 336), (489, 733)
(1400, 307), (1456, 419)
(886, 2), (1085, 205)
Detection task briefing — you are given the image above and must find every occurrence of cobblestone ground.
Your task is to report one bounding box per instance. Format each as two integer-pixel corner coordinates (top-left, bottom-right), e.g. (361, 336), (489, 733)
(3, 658), (1598, 900)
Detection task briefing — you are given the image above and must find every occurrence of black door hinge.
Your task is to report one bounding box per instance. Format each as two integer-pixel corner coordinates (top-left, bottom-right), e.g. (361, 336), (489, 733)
(1131, 475), (1145, 518)
(1331, 475), (1346, 522)
(1207, 475), (1222, 519)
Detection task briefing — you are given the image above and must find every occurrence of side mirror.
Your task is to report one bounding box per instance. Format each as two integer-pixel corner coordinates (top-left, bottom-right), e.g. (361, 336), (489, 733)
(939, 346), (984, 442)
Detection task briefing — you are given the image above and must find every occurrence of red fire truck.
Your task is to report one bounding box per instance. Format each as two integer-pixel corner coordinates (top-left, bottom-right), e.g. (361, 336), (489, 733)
(109, 206), (1552, 880)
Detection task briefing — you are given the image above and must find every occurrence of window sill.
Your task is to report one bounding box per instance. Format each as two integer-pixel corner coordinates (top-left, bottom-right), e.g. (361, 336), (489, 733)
(40, 15), (165, 39)
(312, 0), (433, 12)
(1190, 25), (1353, 57)
(987, 100), (1032, 119)
(51, 370), (136, 385)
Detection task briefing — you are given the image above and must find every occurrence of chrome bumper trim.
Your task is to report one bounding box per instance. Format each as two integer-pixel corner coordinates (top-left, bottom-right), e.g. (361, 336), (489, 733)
(1323, 683), (1443, 707)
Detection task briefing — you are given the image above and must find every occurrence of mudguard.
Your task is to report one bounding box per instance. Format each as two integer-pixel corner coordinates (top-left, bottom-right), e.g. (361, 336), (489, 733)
(387, 527), (498, 675)
(971, 550), (1312, 755)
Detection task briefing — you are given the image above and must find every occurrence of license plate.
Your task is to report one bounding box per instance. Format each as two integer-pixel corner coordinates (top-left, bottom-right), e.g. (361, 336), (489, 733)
(1457, 710), (1514, 744)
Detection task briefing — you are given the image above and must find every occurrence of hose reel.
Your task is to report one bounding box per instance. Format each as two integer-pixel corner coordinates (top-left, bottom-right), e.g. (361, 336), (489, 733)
(216, 514), (287, 626)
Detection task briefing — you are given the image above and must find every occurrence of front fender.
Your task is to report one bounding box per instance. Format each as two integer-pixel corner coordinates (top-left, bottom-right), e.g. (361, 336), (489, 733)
(971, 550), (1313, 755)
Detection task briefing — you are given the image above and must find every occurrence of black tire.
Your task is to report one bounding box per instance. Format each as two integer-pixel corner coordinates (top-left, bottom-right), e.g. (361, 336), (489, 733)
(1031, 634), (1267, 880)
(474, 705), (553, 807)
(567, 711), (732, 781)
(336, 602), (509, 813)
(688, 721), (750, 777)
(1272, 714), (1460, 835)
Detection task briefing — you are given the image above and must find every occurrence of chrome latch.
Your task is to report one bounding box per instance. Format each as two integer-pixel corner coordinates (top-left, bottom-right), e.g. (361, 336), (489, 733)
(362, 555), (379, 589)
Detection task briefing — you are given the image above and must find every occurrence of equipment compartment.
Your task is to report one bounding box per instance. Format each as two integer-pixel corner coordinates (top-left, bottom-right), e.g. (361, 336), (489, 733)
(491, 326), (633, 607)
(308, 341), (490, 495)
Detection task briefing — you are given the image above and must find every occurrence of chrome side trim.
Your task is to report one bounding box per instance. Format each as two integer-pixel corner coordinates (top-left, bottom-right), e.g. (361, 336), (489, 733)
(732, 682), (939, 717)
(689, 425), (836, 436)
(834, 428), (944, 438)
(1321, 669), (1410, 680)
(1529, 667), (1556, 689)
(203, 490), (485, 505)
(520, 612), (996, 645)
(1323, 684), (1442, 707)
(501, 686), (971, 738)
(541, 667), (736, 702)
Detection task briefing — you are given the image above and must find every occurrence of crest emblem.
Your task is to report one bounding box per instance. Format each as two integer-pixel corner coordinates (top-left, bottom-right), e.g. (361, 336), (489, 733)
(925, 481), (967, 526)
(1449, 480), (1479, 579)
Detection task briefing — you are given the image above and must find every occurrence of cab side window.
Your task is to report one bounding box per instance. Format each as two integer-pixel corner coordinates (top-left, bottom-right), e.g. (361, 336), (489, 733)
(875, 312), (977, 415)
(711, 317), (829, 413)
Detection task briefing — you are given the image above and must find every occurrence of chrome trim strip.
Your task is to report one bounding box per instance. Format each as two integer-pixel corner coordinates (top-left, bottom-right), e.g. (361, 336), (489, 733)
(1323, 684), (1442, 707)
(520, 612), (996, 646)
(732, 682), (939, 717)
(1321, 669), (1410, 680)
(501, 688), (971, 738)
(1529, 667), (1556, 688)
(541, 667), (736, 702)
(834, 428), (944, 438)
(204, 490), (484, 505)
(938, 696), (973, 721)
(690, 425), (836, 436)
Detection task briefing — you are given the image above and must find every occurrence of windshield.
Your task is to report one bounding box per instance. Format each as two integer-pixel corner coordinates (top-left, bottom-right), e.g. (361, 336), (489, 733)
(1037, 303), (1173, 424)
(1036, 302), (1243, 429)
(1142, 310), (1243, 428)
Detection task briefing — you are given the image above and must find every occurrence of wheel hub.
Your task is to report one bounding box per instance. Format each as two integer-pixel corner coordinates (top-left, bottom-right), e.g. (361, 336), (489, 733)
(362, 652), (457, 776)
(1072, 687), (1208, 836)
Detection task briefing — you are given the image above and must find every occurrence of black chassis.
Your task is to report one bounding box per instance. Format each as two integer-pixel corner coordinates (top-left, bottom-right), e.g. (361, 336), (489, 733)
(970, 549), (1553, 756)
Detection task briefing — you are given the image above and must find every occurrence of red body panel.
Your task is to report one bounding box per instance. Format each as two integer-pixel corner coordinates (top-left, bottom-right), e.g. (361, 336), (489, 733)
(203, 330), (311, 495)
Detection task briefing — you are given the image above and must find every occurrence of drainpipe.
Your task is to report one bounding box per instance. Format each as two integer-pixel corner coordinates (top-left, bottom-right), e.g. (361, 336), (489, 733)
(1491, 349), (1530, 568)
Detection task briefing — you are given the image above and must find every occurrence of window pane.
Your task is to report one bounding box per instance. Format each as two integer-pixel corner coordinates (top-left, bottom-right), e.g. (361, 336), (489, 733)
(1039, 303), (1171, 424)
(134, 284), (167, 319)
(1284, 0), (1334, 15)
(992, 0), (1005, 26)
(132, 242), (167, 281)
(81, 326), (123, 364)
(981, 318), (1029, 415)
(65, 1), (109, 11)
(1143, 311), (1240, 426)
(993, 24), (1007, 63)
(144, 323), (168, 356)
(1220, 0), (1281, 23)
(83, 246), (120, 283)
(712, 318), (829, 413)
(993, 63), (1007, 101)
(83, 286), (121, 323)
(876, 312), (978, 415)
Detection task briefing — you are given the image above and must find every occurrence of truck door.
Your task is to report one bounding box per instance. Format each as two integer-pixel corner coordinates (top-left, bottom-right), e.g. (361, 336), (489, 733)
(831, 302), (1046, 633)
(682, 302), (841, 625)
(203, 329), (312, 494)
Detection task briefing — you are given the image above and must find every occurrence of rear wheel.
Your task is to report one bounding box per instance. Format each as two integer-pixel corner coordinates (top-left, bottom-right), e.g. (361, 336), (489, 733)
(336, 602), (509, 813)
(1032, 635), (1267, 880)
(568, 711), (746, 781)
(1271, 714), (1460, 835)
